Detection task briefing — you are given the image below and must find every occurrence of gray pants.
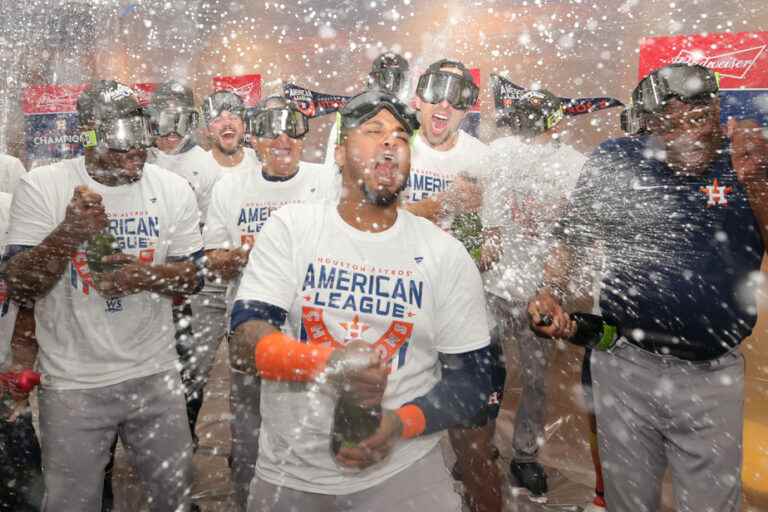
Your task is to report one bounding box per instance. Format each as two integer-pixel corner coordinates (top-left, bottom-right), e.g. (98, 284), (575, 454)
(187, 286), (228, 398)
(592, 341), (744, 512)
(490, 296), (552, 462)
(38, 370), (194, 512)
(246, 444), (461, 512)
(230, 368), (262, 512)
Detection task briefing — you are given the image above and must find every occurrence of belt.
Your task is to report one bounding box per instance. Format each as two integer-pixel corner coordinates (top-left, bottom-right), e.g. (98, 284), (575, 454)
(618, 327), (728, 362)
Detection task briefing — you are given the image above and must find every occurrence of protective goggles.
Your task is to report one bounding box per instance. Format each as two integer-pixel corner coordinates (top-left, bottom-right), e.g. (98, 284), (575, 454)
(369, 69), (408, 96)
(203, 92), (245, 124)
(246, 107), (309, 139)
(147, 108), (199, 137)
(339, 90), (420, 138)
(82, 115), (153, 151)
(632, 64), (719, 113)
(416, 70), (479, 111)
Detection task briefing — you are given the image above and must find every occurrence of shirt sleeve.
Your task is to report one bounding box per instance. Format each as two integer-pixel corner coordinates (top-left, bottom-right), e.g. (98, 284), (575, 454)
(167, 179), (204, 258)
(433, 240), (491, 353)
(202, 179), (234, 250)
(234, 207), (299, 311)
(6, 173), (55, 247)
(5, 157), (26, 195)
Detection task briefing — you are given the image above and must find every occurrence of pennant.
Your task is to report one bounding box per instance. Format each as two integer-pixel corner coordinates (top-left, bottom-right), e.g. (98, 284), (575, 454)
(283, 83), (349, 118)
(491, 73), (623, 117)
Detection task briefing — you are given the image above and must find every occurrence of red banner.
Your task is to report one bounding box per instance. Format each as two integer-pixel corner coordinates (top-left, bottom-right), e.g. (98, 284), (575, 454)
(639, 31), (768, 89)
(132, 82), (158, 107)
(211, 74), (262, 107)
(23, 82), (158, 164)
(22, 84), (89, 115)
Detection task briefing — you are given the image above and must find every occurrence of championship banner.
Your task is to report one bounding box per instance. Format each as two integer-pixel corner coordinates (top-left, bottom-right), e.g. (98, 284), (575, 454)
(283, 83), (349, 118)
(639, 31), (768, 124)
(212, 74), (262, 107)
(22, 84), (89, 164)
(459, 68), (481, 137)
(23, 83), (157, 165)
(491, 73), (623, 119)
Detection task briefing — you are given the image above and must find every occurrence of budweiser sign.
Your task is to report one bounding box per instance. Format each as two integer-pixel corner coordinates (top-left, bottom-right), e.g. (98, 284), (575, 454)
(639, 32), (768, 89)
(671, 45), (766, 80)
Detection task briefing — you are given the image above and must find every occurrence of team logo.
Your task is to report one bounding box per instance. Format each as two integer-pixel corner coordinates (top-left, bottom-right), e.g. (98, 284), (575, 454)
(339, 314), (369, 341)
(671, 45), (766, 80)
(700, 178), (733, 207)
(302, 306), (414, 363)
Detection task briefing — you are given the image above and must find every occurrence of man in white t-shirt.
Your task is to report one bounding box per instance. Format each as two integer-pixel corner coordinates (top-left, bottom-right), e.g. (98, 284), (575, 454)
(403, 59), (501, 512)
(188, 90), (262, 440)
(3, 81), (204, 511)
(482, 88), (587, 503)
(0, 154), (26, 195)
(147, 80), (220, 222)
(229, 90), (493, 511)
(205, 95), (336, 510)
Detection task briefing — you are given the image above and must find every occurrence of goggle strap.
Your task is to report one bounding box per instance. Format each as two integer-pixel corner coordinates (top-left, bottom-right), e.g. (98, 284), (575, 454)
(336, 112), (342, 145)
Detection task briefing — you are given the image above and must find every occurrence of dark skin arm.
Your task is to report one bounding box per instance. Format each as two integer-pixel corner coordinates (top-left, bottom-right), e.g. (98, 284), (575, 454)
(7, 186), (107, 302)
(204, 247), (250, 282)
(729, 118), (768, 249)
(231, 319), (395, 470)
(92, 253), (201, 299)
(231, 318), (388, 407)
(2, 306), (39, 421)
(9, 306), (37, 373)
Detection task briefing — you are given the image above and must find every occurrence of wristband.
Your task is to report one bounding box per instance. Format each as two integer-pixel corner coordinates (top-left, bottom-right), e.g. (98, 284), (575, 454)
(395, 404), (426, 439)
(254, 332), (334, 382)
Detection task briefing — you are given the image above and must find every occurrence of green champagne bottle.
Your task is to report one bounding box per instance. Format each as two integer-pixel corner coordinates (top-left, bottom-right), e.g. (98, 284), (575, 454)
(451, 211), (483, 262)
(86, 231), (121, 273)
(330, 395), (382, 456)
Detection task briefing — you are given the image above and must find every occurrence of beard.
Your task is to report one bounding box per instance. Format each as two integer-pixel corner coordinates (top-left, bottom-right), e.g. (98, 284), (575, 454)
(214, 137), (242, 156)
(360, 180), (405, 207)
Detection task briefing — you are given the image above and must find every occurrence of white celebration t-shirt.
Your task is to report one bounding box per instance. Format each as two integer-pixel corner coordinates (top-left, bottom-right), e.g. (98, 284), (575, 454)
(5, 157), (203, 389)
(204, 161), (339, 309)
(235, 202), (490, 494)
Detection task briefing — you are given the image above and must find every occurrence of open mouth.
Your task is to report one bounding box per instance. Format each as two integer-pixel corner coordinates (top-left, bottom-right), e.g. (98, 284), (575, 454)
(269, 146), (291, 158)
(220, 128), (237, 142)
(431, 112), (450, 134)
(372, 153), (399, 186)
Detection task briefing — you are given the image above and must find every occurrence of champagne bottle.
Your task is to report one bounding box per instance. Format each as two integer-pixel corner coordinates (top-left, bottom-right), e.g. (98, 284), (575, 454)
(538, 312), (618, 351)
(86, 231), (121, 273)
(451, 211), (483, 262)
(330, 395), (382, 456)
(328, 344), (383, 457)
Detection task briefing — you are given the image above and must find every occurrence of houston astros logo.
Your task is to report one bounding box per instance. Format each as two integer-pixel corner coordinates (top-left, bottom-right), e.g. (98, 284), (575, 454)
(339, 314), (369, 341)
(302, 306), (413, 364)
(700, 178), (732, 207)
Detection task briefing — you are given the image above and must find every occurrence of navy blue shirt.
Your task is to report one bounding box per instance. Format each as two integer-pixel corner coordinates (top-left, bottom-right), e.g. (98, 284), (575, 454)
(559, 136), (764, 360)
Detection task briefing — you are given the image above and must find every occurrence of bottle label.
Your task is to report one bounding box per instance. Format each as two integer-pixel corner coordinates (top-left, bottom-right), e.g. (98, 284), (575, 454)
(596, 323), (618, 351)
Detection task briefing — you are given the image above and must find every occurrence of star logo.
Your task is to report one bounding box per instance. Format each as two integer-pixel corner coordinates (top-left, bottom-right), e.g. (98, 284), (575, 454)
(339, 314), (369, 341)
(700, 178), (733, 207)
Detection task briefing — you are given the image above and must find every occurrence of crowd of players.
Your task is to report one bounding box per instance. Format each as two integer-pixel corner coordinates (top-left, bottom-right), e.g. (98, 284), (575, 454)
(0, 51), (766, 512)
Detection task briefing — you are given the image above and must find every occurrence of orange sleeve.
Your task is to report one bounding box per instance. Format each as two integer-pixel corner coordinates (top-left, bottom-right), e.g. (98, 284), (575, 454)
(395, 404), (427, 439)
(254, 332), (335, 381)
